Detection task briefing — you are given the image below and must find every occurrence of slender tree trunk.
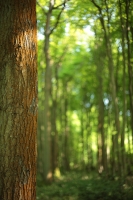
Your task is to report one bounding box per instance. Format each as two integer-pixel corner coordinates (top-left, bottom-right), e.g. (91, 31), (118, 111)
(80, 107), (85, 167)
(51, 98), (58, 173)
(51, 62), (60, 173)
(119, 0), (127, 176)
(97, 91), (106, 174)
(39, 0), (68, 182)
(106, 30), (121, 176)
(58, 81), (64, 169)
(43, 29), (52, 183)
(41, 1), (53, 183)
(95, 46), (107, 174)
(92, 0), (121, 175)
(125, 0), (133, 144)
(85, 108), (92, 171)
(92, 0), (121, 136)
(37, 110), (45, 176)
(0, 1), (37, 199)
(63, 81), (70, 170)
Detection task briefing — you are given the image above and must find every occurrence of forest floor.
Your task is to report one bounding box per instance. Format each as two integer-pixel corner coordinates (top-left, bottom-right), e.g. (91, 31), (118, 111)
(37, 171), (133, 200)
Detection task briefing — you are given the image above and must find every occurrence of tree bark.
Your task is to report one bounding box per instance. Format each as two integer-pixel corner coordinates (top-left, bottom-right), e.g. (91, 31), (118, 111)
(0, 0), (37, 199)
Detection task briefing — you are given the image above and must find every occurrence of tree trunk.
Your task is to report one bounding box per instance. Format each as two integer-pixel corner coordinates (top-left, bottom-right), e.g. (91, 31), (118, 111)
(41, 0), (68, 182)
(92, 0), (121, 175)
(41, 1), (53, 184)
(125, 0), (133, 144)
(80, 107), (85, 167)
(119, 0), (127, 176)
(0, 1), (37, 199)
(94, 42), (107, 174)
(51, 64), (59, 174)
(51, 99), (58, 174)
(63, 81), (70, 171)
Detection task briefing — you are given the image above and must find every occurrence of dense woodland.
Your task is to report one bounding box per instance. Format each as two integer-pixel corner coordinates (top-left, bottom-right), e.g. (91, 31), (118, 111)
(36, 0), (133, 199)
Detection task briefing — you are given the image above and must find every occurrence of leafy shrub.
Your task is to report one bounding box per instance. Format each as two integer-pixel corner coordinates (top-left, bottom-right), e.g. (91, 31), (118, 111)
(37, 173), (133, 200)
(78, 177), (133, 200)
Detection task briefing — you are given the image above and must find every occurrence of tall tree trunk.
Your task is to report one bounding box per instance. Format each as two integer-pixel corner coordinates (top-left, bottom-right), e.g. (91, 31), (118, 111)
(106, 23), (121, 176)
(43, 12), (52, 184)
(119, 0), (127, 176)
(51, 51), (67, 173)
(63, 81), (70, 170)
(97, 79), (106, 174)
(92, 0), (121, 175)
(51, 98), (58, 173)
(57, 81), (65, 169)
(125, 0), (133, 144)
(0, 1), (37, 199)
(94, 42), (107, 174)
(80, 107), (85, 167)
(39, 0), (68, 183)
(37, 110), (45, 176)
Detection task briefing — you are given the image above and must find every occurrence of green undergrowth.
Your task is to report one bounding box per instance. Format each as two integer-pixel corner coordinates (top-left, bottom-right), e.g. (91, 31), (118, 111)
(37, 172), (133, 200)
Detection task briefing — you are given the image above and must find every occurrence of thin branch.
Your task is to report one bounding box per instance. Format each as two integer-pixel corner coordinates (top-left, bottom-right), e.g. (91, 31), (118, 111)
(37, 1), (47, 15)
(91, 0), (107, 41)
(53, 2), (65, 9)
(50, 9), (63, 34)
(53, 0), (70, 9)
(49, 0), (68, 35)
(91, 0), (105, 29)
(91, 0), (102, 12)
(104, 0), (112, 24)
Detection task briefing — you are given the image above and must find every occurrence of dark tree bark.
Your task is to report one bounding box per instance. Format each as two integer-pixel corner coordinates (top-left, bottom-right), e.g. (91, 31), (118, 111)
(0, 0), (37, 199)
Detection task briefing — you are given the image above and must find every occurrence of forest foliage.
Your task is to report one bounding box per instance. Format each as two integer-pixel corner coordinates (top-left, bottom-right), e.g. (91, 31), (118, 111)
(36, 0), (133, 199)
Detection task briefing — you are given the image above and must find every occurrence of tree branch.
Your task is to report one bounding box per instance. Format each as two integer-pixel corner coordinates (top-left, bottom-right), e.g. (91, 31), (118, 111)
(53, 0), (70, 9)
(53, 2), (65, 9)
(91, 0), (105, 31)
(49, 0), (68, 35)
(91, 0), (108, 41)
(37, 1), (47, 15)
(91, 0), (102, 12)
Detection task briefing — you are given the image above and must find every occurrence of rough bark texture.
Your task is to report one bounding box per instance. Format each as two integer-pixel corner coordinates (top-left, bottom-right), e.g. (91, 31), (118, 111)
(0, 0), (37, 199)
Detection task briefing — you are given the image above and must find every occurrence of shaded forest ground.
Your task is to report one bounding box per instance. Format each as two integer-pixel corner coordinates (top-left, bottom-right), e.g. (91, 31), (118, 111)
(37, 171), (133, 200)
